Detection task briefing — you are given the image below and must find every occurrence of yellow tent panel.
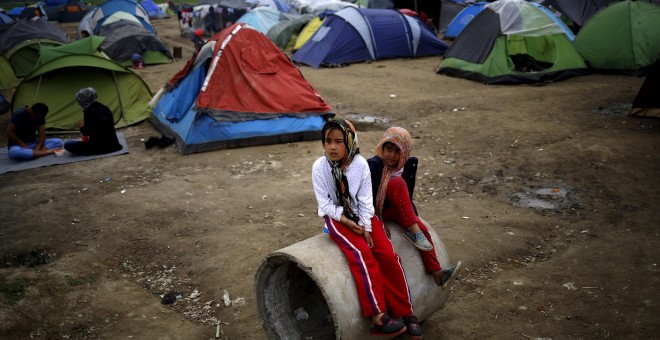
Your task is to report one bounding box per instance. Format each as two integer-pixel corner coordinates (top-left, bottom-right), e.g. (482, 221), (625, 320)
(293, 17), (325, 51)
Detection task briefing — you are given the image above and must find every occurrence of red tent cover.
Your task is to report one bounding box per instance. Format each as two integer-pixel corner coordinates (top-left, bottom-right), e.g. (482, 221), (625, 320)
(196, 23), (332, 120)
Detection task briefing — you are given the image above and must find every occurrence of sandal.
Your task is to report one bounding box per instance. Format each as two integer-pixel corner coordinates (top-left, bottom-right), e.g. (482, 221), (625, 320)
(438, 260), (464, 290)
(402, 315), (423, 339)
(403, 230), (433, 251)
(370, 314), (407, 337)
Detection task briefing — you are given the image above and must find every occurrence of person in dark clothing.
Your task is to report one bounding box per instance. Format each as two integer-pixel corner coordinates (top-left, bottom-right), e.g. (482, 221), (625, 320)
(64, 88), (122, 156)
(7, 103), (63, 160)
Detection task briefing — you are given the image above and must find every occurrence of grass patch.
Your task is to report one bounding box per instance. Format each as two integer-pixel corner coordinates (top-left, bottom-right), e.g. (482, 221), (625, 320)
(0, 277), (35, 305)
(64, 273), (98, 287)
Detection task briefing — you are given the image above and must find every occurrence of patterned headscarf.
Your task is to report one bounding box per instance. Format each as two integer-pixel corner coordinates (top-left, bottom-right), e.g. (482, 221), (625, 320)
(75, 87), (97, 110)
(374, 127), (412, 219)
(322, 119), (361, 224)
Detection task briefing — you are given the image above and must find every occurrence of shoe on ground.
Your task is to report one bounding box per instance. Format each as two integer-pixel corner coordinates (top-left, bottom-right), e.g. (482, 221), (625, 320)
(403, 230), (433, 251)
(439, 260), (463, 290)
(370, 314), (407, 337)
(144, 136), (160, 149)
(402, 315), (423, 339)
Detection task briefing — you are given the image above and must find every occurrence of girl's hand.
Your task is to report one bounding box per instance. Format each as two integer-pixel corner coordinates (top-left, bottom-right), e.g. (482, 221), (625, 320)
(341, 216), (364, 235)
(363, 231), (373, 248)
(347, 220), (364, 235)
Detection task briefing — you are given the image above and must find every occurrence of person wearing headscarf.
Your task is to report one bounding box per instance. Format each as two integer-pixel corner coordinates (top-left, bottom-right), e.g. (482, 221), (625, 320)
(312, 119), (423, 339)
(368, 127), (463, 290)
(63, 87), (122, 156)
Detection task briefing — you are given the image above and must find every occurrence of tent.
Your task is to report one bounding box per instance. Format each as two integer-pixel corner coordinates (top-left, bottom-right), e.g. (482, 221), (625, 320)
(629, 60), (660, 117)
(236, 6), (293, 34)
(289, 0), (356, 14)
(541, 0), (618, 28)
(259, 0), (294, 13)
(9, 5), (48, 19)
(444, 2), (487, 39)
(98, 19), (173, 66)
(0, 17), (70, 77)
(574, 1), (660, 76)
(12, 54), (152, 132)
(438, 0), (468, 34)
(0, 56), (19, 90)
(291, 7), (449, 68)
(46, 0), (94, 23)
(292, 11), (328, 51)
(85, 0), (155, 35)
(266, 13), (313, 49)
(150, 23), (334, 154)
(0, 12), (14, 31)
(37, 36), (107, 66)
(141, 0), (169, 19)
(437, 0), (588, 84)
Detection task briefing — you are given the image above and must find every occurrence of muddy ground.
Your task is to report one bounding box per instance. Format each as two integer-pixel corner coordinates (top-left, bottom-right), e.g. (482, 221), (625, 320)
(1, 16), (659, 340)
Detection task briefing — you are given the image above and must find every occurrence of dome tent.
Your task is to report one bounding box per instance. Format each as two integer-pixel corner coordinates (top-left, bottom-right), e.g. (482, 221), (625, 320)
(151, 23), (334, 154)
(12, 54), (152, 132)
(437, 0), (588, 84)
(574, 0), (660, 76)
(291, 7), (448, 68)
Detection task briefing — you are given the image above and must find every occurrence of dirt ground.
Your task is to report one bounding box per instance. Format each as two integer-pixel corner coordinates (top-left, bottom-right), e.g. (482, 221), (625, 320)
(1, 16), (659, 340)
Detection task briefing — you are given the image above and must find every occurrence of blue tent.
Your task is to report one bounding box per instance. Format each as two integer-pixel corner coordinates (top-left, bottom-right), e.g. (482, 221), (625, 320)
(140, 0), (168, 19)
(444, 2), (487, 39)
(45, 0), (67, 6)
(6, 6), (25, 17)
(0, 12), (14, 29)
(236, 6), (284, 34)
(88, 0), (154, 34)
(291, 7), (449, 68)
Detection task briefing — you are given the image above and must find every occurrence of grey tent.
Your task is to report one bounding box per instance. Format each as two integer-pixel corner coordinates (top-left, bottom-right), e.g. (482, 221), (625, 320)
(98, 19), (172, 66)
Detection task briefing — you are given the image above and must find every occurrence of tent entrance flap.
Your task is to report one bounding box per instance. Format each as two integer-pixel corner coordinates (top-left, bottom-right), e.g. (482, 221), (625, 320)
(508, 35), (558, 72)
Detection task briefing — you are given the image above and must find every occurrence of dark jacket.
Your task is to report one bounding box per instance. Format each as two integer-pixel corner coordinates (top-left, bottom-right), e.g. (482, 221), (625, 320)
(78, 101), (121, 155)
(367, 155), (418, 215)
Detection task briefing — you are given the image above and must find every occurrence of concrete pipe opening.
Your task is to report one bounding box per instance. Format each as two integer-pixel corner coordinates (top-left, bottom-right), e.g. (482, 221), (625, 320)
(255, 219), (455, 340)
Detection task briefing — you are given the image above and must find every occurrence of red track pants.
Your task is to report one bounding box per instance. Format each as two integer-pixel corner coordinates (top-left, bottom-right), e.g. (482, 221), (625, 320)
(325, 215), (414, 318)
(382, 176), (442, 273)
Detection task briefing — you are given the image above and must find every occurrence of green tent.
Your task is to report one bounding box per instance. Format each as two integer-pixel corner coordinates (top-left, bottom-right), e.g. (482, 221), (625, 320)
(37, 36), (107, 66)
(437, 0), (588, 84)
(0, 56), (19, 90)
(5, 39), (66, 77)
(12, 54), (152, 132)
(574, 1), (660, 76)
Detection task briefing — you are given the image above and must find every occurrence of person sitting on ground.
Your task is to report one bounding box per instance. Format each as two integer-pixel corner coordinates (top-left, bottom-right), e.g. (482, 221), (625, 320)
(368, 127), (463, 289)
(7, 103), (63, 161)
(63, 88), (122, 156)
(312, 119), (423, 339)
(131, 53), (144, 69)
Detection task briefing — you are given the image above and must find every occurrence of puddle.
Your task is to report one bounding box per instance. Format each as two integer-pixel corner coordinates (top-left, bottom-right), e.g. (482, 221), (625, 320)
(510, 185), (578, 213)
(342, 113), (390, 131)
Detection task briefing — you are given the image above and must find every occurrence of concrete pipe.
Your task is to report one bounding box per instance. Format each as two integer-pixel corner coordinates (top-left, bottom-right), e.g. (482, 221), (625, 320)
(255, 219), (455, 340)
